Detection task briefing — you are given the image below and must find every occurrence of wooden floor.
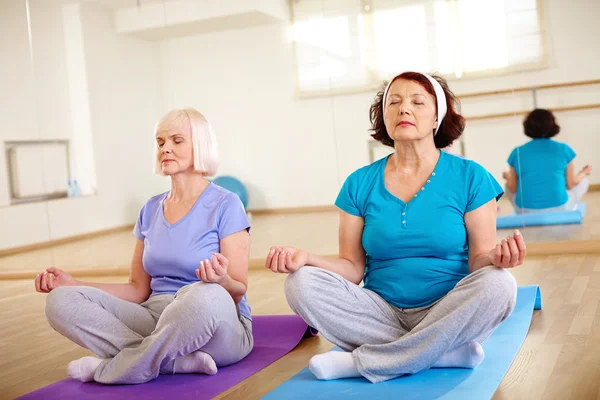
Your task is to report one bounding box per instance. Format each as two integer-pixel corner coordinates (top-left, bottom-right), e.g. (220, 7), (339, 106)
(2, 254), (600, 399)
(0, 192), (599, 276)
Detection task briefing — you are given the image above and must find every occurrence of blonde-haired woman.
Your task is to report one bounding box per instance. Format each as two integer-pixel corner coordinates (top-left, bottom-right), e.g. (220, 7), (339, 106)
(34, 108), (253, 384)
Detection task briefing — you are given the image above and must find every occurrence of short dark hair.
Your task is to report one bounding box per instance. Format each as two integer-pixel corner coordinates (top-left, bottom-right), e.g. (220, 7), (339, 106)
(369, 72), (465, 149)
(523, 108), (560, 138)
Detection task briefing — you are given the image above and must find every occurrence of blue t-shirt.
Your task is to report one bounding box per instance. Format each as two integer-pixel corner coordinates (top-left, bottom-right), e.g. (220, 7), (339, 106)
(133, 183), (252, 320)
(335, 151), (503, 309)
(507, 139), (576, 209)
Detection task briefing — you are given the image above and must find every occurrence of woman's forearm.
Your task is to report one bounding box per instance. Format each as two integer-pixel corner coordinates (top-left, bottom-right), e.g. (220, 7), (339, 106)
(574, 171), (587, 186)
(71, 281), (150, 304)
(305, 253), (364, 284)
(507, 175), (517, 193)
(568, 173), (581, 189)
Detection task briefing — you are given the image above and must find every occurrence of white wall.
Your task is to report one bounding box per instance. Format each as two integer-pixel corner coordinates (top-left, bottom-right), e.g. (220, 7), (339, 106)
(0, 1), (165, 251)
(159, 0), (600, 211)
(0, 0), (38, 208)
(0, 0), (74, 250)
(44, 2), (166, 242)
(159, 25), (341, 209)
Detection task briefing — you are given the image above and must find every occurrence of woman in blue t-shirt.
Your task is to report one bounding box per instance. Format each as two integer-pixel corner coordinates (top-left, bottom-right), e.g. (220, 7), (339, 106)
(33, 108), (253, 384)
(266, 72), (526, 384)
(503, 108), (592, 212)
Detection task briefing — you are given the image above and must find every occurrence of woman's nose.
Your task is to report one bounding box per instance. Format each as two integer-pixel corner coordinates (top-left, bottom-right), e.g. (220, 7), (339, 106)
(399, 102), (411, 115)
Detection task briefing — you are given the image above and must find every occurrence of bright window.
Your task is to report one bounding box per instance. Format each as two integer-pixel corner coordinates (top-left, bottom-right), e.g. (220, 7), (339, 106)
(291, 0), (546, 95)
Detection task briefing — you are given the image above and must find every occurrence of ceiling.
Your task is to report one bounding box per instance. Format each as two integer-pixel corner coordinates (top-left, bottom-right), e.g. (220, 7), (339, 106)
(77, 0), (168, 10)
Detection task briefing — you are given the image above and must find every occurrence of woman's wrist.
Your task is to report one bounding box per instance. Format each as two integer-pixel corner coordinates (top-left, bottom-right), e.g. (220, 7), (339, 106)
(305, 251), (316, 268)
(218, 273), (233, 287)
(470, 252), (492, 273)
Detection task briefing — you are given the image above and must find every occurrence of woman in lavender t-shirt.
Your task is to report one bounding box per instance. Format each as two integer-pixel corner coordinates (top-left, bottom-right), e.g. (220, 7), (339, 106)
(34, 108), (253, 385)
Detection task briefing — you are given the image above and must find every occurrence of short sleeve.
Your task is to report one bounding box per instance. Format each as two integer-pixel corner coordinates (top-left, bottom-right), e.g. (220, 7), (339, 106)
(133, 203), (146, 241)
(466, 163), (504, 212)
(507, 148), (518, 169)
(217, 193), (251, 239)
(564, 143), (576, 164)
(335, 170), (362, 217)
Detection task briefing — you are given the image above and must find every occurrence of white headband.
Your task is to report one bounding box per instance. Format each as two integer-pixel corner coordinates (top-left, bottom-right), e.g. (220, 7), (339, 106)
(382, 72), (447, 135)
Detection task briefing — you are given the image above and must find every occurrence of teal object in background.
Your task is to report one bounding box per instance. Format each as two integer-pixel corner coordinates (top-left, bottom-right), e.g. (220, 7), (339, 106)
(497, 203), (586, 229)
(213, 175), (249, 209)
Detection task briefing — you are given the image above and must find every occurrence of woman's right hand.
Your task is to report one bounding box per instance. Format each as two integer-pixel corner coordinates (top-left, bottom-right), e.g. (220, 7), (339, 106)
(265, 246), (309, 274)
(34, 267), (77, 293)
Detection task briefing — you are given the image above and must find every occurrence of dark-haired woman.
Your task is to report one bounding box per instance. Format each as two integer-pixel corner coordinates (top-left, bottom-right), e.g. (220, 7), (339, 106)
(264, 72), (526, 383)
(503, 108), (592, 213)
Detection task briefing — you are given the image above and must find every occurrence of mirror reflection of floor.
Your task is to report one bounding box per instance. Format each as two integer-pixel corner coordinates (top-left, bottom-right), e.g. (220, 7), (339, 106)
(496, 191), (599, 243)
(0, 192), (598, 275)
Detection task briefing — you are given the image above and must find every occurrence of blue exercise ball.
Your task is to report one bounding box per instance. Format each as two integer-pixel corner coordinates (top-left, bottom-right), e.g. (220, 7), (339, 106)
(212, 175), (249, 209)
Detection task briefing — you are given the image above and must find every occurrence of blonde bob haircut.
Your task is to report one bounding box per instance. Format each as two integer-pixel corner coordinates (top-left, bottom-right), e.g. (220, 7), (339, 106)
(153, 108), (219, 177)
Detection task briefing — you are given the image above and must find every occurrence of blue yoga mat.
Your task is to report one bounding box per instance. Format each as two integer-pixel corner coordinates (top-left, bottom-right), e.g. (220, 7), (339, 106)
(263, 285), (542, 400)
(496, 203), (586, 229)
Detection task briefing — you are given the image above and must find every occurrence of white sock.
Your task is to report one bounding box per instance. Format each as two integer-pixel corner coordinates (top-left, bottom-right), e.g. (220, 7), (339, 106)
(67, 356), (103, 382)
(173, 350), (217, 375)
(432, 342), (485, 368)
(308, 351), (361, 380)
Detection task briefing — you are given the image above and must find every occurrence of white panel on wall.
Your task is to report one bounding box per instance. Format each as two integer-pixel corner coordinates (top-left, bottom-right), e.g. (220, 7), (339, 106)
(6, 141), (69, 201)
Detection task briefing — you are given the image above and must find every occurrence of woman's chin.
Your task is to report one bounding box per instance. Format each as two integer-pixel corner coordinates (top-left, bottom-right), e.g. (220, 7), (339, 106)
(162, 166), (198, 176)
(390, 130), (429, 142)
(161, 167), (178, 176)
(390, 133), (418, 142)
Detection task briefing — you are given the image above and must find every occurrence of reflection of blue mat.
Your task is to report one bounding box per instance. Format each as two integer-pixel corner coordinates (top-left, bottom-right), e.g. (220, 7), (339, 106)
(263, 285), (542, 400)
(497, 203), (586, 229)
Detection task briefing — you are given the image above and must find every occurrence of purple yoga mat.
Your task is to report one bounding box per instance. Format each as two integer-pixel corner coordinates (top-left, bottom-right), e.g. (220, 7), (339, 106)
(17, 315), (314, 400)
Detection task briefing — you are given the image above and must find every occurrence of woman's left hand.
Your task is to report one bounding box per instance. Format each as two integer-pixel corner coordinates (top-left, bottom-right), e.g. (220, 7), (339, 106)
(581, 164), (592, 176)
(196, 253), (229, 284)
(488, 229), (526, 268)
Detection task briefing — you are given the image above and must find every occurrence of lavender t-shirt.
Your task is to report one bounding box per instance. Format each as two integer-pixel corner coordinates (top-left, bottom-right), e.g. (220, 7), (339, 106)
(133, 183), (252, 320)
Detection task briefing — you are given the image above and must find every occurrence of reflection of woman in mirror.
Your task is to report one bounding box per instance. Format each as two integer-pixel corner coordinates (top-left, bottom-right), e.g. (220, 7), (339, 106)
(33, 109), (253, 384)
(265, 72), (526, 383)
(503, 108), (592, 213)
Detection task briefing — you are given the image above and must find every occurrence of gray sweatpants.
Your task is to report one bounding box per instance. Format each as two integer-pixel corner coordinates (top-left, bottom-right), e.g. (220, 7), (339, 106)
(505, 177), (589, 213)
(285, 266), (517, 383)
(45, 282), (253, 384)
